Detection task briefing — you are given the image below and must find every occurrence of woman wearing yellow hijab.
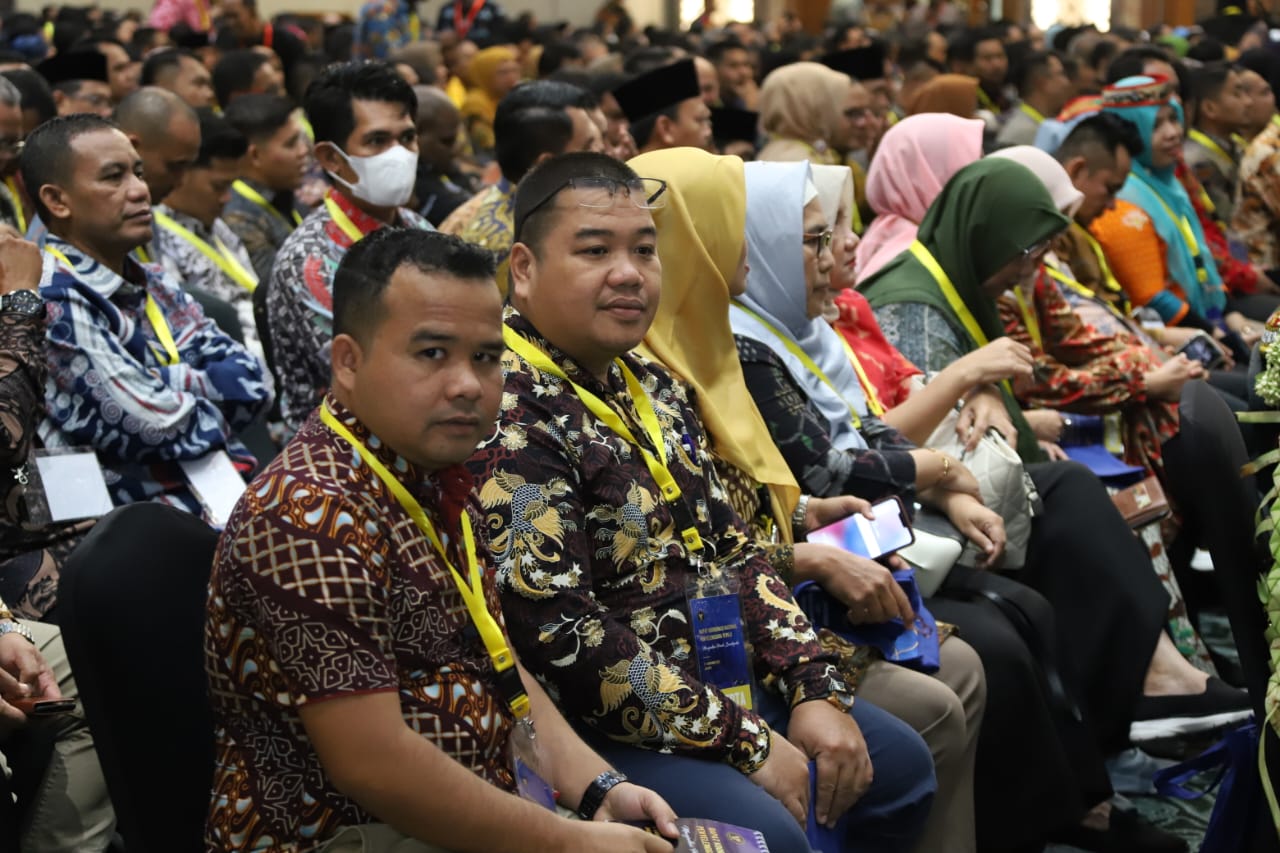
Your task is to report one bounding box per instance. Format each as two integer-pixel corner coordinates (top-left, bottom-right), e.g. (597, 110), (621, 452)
(631, 145), (984, 853)
(460, 45), (520, 155)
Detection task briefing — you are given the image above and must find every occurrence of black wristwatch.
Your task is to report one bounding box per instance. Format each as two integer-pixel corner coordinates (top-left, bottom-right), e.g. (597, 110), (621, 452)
(0, 289), (42, 317)
(577, 770), (628, 820)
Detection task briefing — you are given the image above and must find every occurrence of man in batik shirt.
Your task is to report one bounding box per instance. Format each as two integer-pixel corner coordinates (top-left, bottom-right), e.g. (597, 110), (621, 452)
(268, 61), (430, 431)
(468, 152), (935, 853)
(24, 114), (270, 514)
(207, 227), (677, 853)
(153, 110), (264, 358)
(439, 80), (600, 293)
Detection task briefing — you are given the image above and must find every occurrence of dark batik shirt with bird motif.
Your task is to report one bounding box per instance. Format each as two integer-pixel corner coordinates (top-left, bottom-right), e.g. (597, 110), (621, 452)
(467, 307), (853, 775)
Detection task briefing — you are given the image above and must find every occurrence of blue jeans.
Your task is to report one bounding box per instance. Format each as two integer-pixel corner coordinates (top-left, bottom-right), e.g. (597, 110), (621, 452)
(579, 692), (935, 853)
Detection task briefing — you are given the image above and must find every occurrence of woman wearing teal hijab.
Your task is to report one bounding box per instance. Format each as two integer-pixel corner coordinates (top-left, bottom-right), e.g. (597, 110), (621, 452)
(1100, 74), (1228, 327)
(860, 156), (1250, 817)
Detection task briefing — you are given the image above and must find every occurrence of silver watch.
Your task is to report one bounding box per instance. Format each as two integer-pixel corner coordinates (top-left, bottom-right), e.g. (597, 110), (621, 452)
(0, 620), (34, 644)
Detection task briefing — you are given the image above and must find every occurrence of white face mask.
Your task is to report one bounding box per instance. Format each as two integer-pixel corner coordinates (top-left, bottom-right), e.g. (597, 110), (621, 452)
(328, 144), (419, 208)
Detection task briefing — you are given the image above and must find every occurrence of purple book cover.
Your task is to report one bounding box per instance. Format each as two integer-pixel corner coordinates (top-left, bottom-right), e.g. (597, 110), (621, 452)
(672, 818), (770, 853)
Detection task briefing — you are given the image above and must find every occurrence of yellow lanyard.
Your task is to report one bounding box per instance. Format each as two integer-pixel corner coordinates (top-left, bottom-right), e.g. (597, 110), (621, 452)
(834, 332), (885, 417)
(1012, 284), (1042, 348)
(4, 177), (25, 234)
(502, 326), (705, 555)
(1187, 128), (1233, 165)
(319, 403), (529, 718)
(1075, 225), (1127, 303)
(154, 212), (257, 292)
(409, 11), (421, 39)
(194, 0), (211, 29)
(977, 86), (997, 113)
(1019, 102), (1045, 124)
(325, 194), (366, 243)
(908, 241), (1014, 396)
(233, 180), (303, 229)
(731, 301), (862, 428)
(135, 244), (151, 264)
(46, 245), (180, 366)
(1131, 174), (1208, 283)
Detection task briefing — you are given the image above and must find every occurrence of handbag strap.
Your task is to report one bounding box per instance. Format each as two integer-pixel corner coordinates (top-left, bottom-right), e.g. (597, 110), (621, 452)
(1152, 723), (1256, 801)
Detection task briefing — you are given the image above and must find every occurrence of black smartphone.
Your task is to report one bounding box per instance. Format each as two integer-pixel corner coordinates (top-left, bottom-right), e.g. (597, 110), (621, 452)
(14, 698), (76, 716)
(1177, 332), (1226, 370)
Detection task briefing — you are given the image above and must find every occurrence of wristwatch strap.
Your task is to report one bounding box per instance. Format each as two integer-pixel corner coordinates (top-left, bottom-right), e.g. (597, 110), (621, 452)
(0, 620), (34, 644)
(576, 770), (627, 820)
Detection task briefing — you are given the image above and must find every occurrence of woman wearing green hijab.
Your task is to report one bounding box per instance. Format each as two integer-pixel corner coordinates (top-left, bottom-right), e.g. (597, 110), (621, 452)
(862, 157), (1249, 762)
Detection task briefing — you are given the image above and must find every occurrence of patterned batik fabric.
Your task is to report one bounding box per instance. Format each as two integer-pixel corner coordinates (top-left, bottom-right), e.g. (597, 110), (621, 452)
(0, 307), (92, 619)
(468, 308), (853, 776)
(1233, 120), (1280, 271)
(38, 236), (272, 514)
(205, 396), (518, 853)
(267, 189), (430, 432)
(438, 180), (515, 291)
(221, 179), (311, 285)
(153, 205), (262, 359)
(732, 335), (918, 503)
(997, 267), (1179, 477)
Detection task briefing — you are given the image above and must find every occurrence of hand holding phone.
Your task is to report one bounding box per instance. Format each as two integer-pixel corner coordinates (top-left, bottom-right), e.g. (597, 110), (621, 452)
(11, 697), (75, 716)
(806, 496), (915, 560)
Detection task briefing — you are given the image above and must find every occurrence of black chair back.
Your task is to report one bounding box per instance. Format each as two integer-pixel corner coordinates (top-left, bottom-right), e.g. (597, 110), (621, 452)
(58, 504), (218, 853)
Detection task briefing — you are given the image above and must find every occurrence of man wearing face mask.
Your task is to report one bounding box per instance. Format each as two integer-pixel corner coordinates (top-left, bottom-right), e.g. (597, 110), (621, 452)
(268, 61), (430, 432)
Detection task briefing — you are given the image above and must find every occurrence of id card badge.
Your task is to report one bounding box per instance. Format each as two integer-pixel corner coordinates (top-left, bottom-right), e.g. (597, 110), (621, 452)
(179, 450), (247, 527)
(508, 716), (556, 811)
(686, 574), (755, 711)
(22, 448), (113, 524)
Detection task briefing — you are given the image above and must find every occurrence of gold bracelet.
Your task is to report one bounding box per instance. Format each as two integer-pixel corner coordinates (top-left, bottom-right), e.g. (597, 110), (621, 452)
(925, 447), (951, 485)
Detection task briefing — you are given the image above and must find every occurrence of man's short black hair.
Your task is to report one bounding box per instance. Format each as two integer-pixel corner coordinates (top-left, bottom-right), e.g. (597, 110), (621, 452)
(706, 38), (748, 66)
(1188, 61), (1237, 116)
(212, 49), (272, 108)
(20, 113), (119, 222)
(140, 48), (197, 86)
(1010, 50), (1059, 95)
(1, 68), (56, 126)
(304, 61), (417, 149)
(1105, 45), (1174, 85)
(947, 27), (1005, 67)
(495, 80), (595, 184)
(1056, 112), (1145, 167)
(538, 41), (582, 78)
(222, 92), (296, 143)
(194, 108), (247, 167)
(333, 227), (497, 344)
(623, 45), (681, 75)
(514, 151), (641, 251)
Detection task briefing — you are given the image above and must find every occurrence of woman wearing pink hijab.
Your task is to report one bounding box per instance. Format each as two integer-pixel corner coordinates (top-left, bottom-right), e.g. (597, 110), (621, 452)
(853, 112), (986, 283)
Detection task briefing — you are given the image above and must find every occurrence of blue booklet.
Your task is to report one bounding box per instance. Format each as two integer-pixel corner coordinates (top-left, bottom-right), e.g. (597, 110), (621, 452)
(1062, 443), (1146, 486)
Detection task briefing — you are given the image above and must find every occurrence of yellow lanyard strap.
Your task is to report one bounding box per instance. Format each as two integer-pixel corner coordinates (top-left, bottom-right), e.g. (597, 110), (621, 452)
(834, 332), (885, 417)
(325, 194), (367, 243)
(233, 180), (303, 229)
(502, 327), (705, 555)
(46, 245), (180, 366)
(135, 244), (151, 264)
(908, 241), (1014, 396)
(319, 403), (530, 718)
(1187, 129), (1233, 166)
(1012, 284), (1043, 349)
(732, 301), (862, 428)
(155, 212), (258, 292)
(1076, 225), (1126, 298)
(1019, 102), (1045, 124)
(1131, 174), (1208, 282)
(4, 177), (25, 235)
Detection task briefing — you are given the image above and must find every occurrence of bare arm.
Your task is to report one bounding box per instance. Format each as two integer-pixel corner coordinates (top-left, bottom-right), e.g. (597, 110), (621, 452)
(301, 691), (675, 852)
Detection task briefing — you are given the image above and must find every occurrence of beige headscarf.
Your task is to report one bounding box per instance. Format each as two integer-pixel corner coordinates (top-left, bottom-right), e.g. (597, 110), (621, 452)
(758, 62), (852, 162)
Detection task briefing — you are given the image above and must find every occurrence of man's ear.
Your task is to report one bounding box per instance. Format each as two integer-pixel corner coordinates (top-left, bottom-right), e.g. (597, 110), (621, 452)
(314, 141), (355, 183)
(508, 241), (536, 305)
(52, 90), (67, 114)
(655, 114), (676, 147)
(39, 184), (71, 223)
(1062, 154), (1089, 185)
(329, 332), (363, 395)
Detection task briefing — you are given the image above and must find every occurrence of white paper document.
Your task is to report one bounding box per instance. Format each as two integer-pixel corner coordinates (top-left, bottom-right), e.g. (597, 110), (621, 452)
(180, 451), (247, 527)
(33, 451), (113, 522)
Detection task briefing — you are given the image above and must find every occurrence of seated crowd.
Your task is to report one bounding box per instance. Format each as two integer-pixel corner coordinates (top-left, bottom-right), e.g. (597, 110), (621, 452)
(0, 3), (1275, 852)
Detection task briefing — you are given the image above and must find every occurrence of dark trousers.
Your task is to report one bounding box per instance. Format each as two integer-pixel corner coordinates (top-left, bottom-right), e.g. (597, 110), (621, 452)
(579, 691), (936, 853)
